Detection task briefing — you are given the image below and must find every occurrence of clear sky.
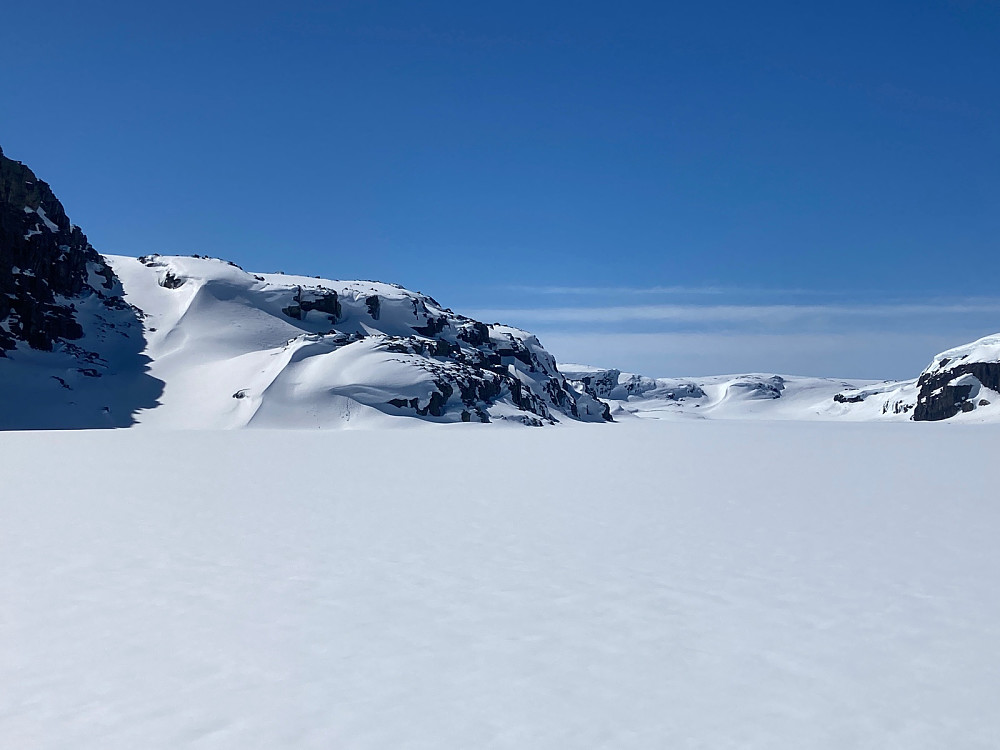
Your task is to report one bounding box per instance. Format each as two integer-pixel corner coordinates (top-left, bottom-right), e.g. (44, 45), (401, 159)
(3, 1), (999, 378)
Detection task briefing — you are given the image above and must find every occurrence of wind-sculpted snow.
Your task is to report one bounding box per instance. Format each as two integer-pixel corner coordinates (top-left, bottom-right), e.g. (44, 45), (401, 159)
(107, 255), (609, 428)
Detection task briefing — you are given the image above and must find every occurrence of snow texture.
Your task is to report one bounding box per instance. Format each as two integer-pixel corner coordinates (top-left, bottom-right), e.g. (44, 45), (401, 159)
(2, 422), (999, 748)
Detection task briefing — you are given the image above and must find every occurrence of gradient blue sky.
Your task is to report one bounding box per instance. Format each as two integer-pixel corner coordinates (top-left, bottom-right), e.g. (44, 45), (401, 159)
(3, 1), (999, 377)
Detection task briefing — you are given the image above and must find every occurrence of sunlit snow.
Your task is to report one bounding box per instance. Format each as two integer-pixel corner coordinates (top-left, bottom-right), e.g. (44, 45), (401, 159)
(2, 421), (998, 748)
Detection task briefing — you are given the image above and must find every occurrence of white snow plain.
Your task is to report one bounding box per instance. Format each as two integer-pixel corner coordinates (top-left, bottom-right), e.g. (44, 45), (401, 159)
(3, 421), (999, 749)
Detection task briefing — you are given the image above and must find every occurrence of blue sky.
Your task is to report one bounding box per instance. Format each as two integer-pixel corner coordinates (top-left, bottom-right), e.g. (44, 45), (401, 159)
(3, 1), (999, 377)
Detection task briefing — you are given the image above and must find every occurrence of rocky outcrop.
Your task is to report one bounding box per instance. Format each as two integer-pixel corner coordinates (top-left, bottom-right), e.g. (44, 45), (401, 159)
(0, 145), (127, 354)
(913, 341), (1000, 421)
(282, 286), (342, 322)
(562, 366), (707, 403)
(0, 146), (164, 429)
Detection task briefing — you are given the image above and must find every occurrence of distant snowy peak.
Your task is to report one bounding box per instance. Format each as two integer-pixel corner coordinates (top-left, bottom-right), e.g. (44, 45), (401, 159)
(564, 337), (1000, 424)
(561, 365), (861, 421)
(108, 254), (610, 428)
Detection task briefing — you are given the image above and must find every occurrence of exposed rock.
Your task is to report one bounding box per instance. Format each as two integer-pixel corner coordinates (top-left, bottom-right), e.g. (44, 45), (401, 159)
(283, 285), (341, 322)
(913, 346), (1000, 421)
(0, 145), (124, 353)
(160, 270), (185, 289)
(1, 145), (163, 429)
(834, 392), (866, 404)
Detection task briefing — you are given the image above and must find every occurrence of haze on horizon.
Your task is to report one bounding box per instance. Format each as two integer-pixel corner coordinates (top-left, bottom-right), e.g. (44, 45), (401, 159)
(2, 0), (998, 378)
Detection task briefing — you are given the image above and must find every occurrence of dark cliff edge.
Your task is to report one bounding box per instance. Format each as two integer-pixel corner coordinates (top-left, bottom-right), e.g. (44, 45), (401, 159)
(913, 361), (1000, 422)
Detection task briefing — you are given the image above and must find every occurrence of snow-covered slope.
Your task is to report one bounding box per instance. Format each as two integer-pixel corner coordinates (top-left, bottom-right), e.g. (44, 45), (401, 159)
(104, 254), (608, 428)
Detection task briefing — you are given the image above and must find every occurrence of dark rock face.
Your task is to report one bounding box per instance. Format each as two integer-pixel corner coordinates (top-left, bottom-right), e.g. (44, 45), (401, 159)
(375, 330), (610, 423)
(282, 286), (342, 322)
(571, 369), (621, 399)
(913, 362), (1000, 421)
(0, 145), (122, 353)
(833, 392), (866, 404)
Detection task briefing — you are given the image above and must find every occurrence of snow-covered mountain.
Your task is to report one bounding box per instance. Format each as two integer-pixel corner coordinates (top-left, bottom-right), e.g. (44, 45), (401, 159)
(3, 144), (1000, 429)
(0, 146), (613, 429)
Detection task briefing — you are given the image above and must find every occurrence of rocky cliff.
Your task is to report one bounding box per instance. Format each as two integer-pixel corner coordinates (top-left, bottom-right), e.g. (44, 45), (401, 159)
(0, 146), (126, 354)
(912, 335), (1000, 421)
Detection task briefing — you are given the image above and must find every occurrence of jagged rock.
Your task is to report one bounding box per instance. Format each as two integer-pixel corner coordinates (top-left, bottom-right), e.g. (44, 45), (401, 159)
(160, 271), (185, 289)
(0, 145), (122, 353)
(913, 337), (1000, 421)
(283, 285), (342, 322)
(0, 145), (163, 429)
(834, 392), (866, 404)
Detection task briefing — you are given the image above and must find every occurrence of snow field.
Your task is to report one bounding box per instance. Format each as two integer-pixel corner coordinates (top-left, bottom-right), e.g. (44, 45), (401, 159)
(2, 421), (999, 748)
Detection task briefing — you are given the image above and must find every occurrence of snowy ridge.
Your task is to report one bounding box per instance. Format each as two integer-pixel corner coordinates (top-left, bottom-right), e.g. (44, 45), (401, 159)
(105, 255), (609, 429)
(560, 365), (897, 421)
(559, 364), (971, 422)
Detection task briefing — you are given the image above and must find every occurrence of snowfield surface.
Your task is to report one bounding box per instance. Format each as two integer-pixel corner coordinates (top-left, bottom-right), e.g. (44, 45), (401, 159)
(3, 421), (999, 749)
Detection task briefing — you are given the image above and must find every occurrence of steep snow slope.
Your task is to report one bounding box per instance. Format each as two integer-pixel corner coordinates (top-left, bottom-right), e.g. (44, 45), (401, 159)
(108, 255), (608, 428)
(3, 422), (999, 749)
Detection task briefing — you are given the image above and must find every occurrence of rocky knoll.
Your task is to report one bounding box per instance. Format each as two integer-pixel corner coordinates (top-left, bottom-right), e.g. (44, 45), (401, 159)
(912, 335), (1000, 421)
